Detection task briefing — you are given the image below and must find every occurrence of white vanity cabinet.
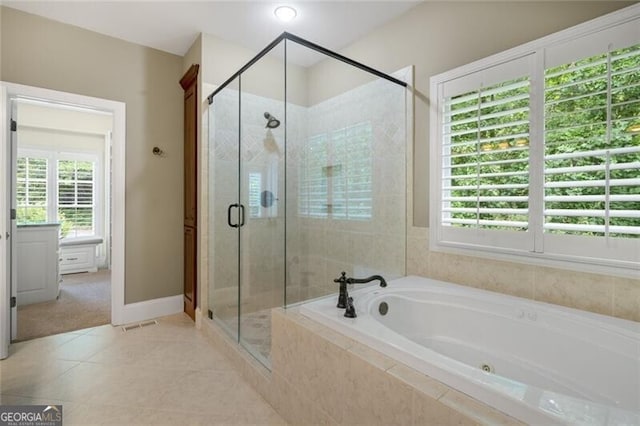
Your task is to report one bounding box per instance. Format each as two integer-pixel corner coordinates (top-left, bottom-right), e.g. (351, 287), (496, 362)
(16, 224), (61, 306)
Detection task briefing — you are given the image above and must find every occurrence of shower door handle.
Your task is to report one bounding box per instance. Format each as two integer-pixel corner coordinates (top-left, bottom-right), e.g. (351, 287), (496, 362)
(227, 203), (240, 228)
(239, 204), (245, 227)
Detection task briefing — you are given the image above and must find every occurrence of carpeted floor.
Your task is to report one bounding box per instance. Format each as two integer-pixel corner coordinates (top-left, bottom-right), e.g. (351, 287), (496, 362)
(16, 269), (111, 342)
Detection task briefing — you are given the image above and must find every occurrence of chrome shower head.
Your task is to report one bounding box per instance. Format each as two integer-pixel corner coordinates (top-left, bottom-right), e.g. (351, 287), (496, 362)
(264, 112), (280, 129)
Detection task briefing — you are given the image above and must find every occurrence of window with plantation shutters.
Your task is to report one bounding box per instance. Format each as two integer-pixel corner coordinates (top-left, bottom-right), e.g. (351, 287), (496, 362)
(248, 172), (262, 218)
(16, 157), (48, 224)
(16, 149), (102, 241)
(431, 8), (640, 272)
(332, 123), (373, 220)
(299, 134), (329, 217)
(299, 122), (373, 220)
(443, 76), (530, 232)
(544, 43), (640, 239)
(58, 159), (95, 238)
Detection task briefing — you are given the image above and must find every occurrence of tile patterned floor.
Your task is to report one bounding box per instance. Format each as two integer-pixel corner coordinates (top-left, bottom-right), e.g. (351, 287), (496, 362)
(239, 310), (272, 365)
(0, 313), (286, 425)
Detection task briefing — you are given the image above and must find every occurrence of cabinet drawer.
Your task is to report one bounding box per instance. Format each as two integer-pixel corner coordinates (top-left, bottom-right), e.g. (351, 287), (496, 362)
(60, 246), (97, 274)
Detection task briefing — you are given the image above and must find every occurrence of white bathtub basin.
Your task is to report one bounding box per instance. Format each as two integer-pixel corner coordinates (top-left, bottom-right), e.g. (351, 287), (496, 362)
(299, 276), (640, 425)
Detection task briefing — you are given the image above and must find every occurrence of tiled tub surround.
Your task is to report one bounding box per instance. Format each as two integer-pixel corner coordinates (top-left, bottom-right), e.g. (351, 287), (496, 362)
(300, 277), (640, 425)
(407, 227), (640, 323)
(202, 308), (524, 425)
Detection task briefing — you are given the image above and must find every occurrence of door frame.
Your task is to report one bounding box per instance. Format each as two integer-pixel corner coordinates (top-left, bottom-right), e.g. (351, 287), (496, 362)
(1, 85), (9, 359)
(0, 82), (126, 357)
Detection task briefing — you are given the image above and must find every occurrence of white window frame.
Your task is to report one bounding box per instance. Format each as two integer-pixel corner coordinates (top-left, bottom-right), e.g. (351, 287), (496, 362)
(56, 152), (102, 240)
(430, 4), (640, 277)
(15, 154), (52, 222)
(17, 148), (103, 242)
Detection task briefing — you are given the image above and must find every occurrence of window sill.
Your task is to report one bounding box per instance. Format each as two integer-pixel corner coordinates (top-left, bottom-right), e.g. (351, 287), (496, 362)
(429, 240), (640, 280)
(59, 236), (104, 247)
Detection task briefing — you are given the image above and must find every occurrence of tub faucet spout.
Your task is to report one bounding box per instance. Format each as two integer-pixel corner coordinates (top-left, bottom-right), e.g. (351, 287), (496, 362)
(333, 272), (388, 309)
(346, 274), (387, 288)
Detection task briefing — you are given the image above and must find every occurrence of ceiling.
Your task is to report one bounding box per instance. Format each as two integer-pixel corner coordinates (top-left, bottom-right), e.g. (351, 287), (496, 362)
(2, 1), (421, 66)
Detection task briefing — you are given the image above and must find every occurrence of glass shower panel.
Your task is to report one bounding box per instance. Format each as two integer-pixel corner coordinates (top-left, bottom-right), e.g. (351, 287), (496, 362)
(238, 41), (286, 366)
(208, 77), (240, 340)
(206, 32), (408, 371)
(285, 40), (407, 307)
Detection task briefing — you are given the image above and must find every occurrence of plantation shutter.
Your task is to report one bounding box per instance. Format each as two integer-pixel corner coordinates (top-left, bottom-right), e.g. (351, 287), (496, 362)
(248, 172), (261, 218)
(299, 123), (373, 220)
(299, 135), (328, 217)
(16, 156), (48, 224)
(439, 54), (534, 252)
(332, 122), (373, 220)
(544, 43), (640, 239)
(58, 159), (95, 238)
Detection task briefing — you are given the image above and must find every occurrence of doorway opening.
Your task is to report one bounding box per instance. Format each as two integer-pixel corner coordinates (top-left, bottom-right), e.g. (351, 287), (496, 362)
(13, 98), (113, 341)
(1, 82), (126, 357)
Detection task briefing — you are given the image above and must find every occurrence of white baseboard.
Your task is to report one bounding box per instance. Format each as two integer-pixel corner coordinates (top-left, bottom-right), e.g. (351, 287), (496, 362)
(114, 294), (183, 325)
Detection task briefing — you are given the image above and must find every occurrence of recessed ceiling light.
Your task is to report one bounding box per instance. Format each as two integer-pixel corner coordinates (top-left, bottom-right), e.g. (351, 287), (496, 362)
(274, 6), (297, 23)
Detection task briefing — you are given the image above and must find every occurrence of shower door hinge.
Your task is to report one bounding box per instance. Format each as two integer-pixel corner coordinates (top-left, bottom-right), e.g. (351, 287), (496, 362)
(208, 309), (213, 320)
(10, 297), (16, 308)
(10, 119), (17, 132)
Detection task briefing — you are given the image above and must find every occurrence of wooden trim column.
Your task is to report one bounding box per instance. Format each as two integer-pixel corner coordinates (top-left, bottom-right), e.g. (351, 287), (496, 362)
(180, 64), (199, 320)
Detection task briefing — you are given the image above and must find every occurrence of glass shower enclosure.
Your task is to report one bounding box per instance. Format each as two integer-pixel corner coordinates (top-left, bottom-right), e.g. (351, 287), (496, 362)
(207, 32), (407, 368)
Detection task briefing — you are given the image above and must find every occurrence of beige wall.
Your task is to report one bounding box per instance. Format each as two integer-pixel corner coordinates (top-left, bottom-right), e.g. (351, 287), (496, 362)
(1, 7), (185, 303)
(308, 1), (634, 227)
(201, 33), (309, 106)
(18, 102), (113, 135)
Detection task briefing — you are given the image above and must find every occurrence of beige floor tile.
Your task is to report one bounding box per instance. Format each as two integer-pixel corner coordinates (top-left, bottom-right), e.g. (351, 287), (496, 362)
(2, 313), (286, 426)
(8, 332), (82, 360)
(49, 333), (120, 361)
(0, 359), (80, 397)
(85, 338), (167, 366)
(159, 369), (261, 416)
(133, 407), (220, 425)
(0, 394), (68, 407)
(84, 323), (127, 338)
(83, 367), (181, 409)
(137, 339), (235, 371)
(64, 403), (148, 425)
(25, 362), (128, 402)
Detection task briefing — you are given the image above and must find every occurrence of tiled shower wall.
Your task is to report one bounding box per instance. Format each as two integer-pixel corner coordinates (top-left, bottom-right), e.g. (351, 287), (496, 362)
(286, 78), (407, 304)
(208, 77), (407, 319)
(407, 226), (640, 322)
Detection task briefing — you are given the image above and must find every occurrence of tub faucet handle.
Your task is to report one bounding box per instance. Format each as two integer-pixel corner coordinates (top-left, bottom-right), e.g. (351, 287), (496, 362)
(334, 271), (347, 284)
(344, 297), (357, 318)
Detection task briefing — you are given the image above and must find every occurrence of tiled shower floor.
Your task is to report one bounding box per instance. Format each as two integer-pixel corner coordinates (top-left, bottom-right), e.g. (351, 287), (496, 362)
(219, 309), (273, 365)
(239, 310), (272, 364)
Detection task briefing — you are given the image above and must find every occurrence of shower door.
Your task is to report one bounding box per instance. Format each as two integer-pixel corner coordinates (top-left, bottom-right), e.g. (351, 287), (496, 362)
(209, 45), (285, 366)
(209, 77), (241, 339)
(236, 44), (285, 366)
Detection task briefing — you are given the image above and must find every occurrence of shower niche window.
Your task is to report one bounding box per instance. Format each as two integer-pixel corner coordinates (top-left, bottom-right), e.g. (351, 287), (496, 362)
(207, 32), (408, 368)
